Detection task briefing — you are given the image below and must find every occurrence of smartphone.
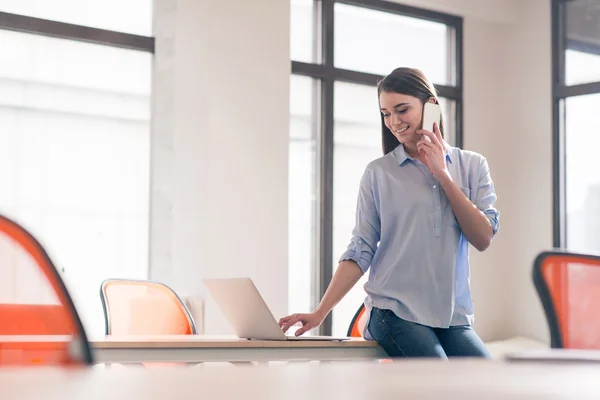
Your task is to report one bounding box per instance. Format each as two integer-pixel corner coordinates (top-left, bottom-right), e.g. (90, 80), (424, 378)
(421, 102), (442, 142)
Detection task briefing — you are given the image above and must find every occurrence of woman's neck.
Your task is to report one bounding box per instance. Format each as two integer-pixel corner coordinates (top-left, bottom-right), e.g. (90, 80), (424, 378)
(403, 142), (420, 159)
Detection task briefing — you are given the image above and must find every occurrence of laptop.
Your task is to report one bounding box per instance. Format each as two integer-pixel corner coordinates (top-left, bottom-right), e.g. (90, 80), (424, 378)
(202, 277), (349, 341)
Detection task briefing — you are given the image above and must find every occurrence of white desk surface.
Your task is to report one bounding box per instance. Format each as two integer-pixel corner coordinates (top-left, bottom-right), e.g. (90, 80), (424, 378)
(2, 334), (378, 347)
(3, 359), (600, 400)
(91, 334), (378, 348)
(89, 334), (386, 363)
(2, 334), (386, 363)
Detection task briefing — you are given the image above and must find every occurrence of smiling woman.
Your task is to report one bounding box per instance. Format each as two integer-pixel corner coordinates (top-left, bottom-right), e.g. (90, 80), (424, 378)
(282, 66), (500, 359)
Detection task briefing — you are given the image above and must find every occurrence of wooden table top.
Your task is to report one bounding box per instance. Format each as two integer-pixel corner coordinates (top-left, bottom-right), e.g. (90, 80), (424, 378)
(2, 359), (600, 400)
(90, 334), (379, 349)
(1, 335), (379, 349)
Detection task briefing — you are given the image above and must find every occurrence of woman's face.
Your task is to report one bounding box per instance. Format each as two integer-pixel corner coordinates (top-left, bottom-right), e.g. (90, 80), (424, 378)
(379, 91), (424, 144)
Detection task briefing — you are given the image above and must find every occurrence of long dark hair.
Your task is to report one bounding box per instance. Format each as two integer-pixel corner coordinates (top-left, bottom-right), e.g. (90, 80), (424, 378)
(377, 67), (444, 155)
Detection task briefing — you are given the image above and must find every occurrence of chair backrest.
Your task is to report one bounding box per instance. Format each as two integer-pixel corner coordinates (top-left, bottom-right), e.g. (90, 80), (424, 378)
(100, 279), (197, 335)
(533, 250), (600, 349)
(0, 304), (74, 335)
(347, 304), (366, 337)
(0, 214), (93, 366)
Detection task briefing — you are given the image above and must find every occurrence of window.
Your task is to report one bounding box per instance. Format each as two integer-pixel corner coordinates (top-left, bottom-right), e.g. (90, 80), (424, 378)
(564, 0), (600, 86)
(289, 0), (463, 335)
(565, 94), (600, 251)
(334, 3), (451, 84)
(566, 49), (600, 86)
(290, 0), (316, 63)
(332, 81), (379, 336)
(0, 5), (153, 336)
(553, 0), (600, 252)
(288, 75), (318, 318)
(0, 0), (153, 36)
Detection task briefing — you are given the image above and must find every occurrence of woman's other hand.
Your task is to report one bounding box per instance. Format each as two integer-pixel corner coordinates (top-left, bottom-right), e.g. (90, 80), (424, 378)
(278, 311), (326, 336)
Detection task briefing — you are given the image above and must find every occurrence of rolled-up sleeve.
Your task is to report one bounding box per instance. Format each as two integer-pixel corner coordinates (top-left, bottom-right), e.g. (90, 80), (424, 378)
(338, 168), (381, 273)
(476, 157), (500, 236)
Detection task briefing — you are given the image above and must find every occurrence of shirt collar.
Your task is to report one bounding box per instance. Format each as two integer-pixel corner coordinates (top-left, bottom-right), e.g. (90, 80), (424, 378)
(394, 142), (453, 166)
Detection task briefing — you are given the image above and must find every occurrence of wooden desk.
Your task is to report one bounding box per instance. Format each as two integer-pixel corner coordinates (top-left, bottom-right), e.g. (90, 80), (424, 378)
(91, 335), (387, 363)
(3, 360), (600, 400)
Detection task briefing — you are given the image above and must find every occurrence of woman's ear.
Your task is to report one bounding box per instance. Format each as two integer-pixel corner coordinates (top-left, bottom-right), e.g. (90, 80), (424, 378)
(427, 97), (437, 104)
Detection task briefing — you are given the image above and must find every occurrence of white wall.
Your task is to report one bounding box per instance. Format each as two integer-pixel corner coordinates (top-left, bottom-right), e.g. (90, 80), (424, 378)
(151, 0), (290, 333)
(462, 16), (516, 341)
(463, 0), (552, 343)
(501, 0), (553, 343)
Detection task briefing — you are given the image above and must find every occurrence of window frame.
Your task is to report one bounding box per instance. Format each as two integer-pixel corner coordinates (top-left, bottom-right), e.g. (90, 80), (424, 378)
(291, 0), (463, 335)
(0, 10), (154, 52)
(552, 0), (600, 249)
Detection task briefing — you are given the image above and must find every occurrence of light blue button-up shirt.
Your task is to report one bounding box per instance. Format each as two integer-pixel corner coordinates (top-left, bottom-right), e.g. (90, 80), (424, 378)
(339, 143), (499, 339)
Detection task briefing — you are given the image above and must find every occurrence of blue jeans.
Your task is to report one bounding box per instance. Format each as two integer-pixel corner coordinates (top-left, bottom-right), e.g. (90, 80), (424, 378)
(367, 307), (491, 359)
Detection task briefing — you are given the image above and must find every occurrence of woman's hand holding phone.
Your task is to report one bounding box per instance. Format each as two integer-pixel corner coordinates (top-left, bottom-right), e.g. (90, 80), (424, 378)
(417, 122), (449, 181)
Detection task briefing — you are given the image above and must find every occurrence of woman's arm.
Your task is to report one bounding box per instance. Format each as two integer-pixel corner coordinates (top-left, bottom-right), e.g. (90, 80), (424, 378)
(417, 123), (498, 252)
(279, 260), (363, 336)
(314, 261), (364, 319)
(438, 174), (493, 251)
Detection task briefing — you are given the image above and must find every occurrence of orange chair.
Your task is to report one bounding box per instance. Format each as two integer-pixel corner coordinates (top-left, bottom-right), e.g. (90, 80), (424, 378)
(0, 214), (93, 366)
(347, 304), (366, 337)
(99, 279), (197, 367)
(99, 279), (197, 336)
(347, 304), (391, 363)
(533, 250), (600, 349)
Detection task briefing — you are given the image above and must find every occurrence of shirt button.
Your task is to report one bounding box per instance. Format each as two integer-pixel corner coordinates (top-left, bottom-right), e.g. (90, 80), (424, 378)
(433, 185), (437, 189)
(437, 206), (440, 210)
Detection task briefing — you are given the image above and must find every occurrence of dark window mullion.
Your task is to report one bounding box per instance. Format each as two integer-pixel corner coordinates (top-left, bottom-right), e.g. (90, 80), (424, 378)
(316, 0), (335, 337)
(552, 0), (567, 248)
(556, 81), (600, 98)
(452, 17), (463, 148)
(0, 11), (154, 52)
(455, 99), (463, 149)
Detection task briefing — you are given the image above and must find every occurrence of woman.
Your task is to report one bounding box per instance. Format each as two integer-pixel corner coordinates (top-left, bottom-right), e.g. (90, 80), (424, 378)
(280, 67), (500, 359)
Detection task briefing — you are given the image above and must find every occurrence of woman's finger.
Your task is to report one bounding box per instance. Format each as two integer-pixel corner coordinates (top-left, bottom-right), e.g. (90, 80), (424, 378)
(282, 314), (302, 333)
(295, 322), (314, 337)
(419, 143), (440, 161)
(278, 314), (293, 327)
(417, 139), (434, 149)
(417, 140), (433, 155)
(417, 129), (440, 146)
